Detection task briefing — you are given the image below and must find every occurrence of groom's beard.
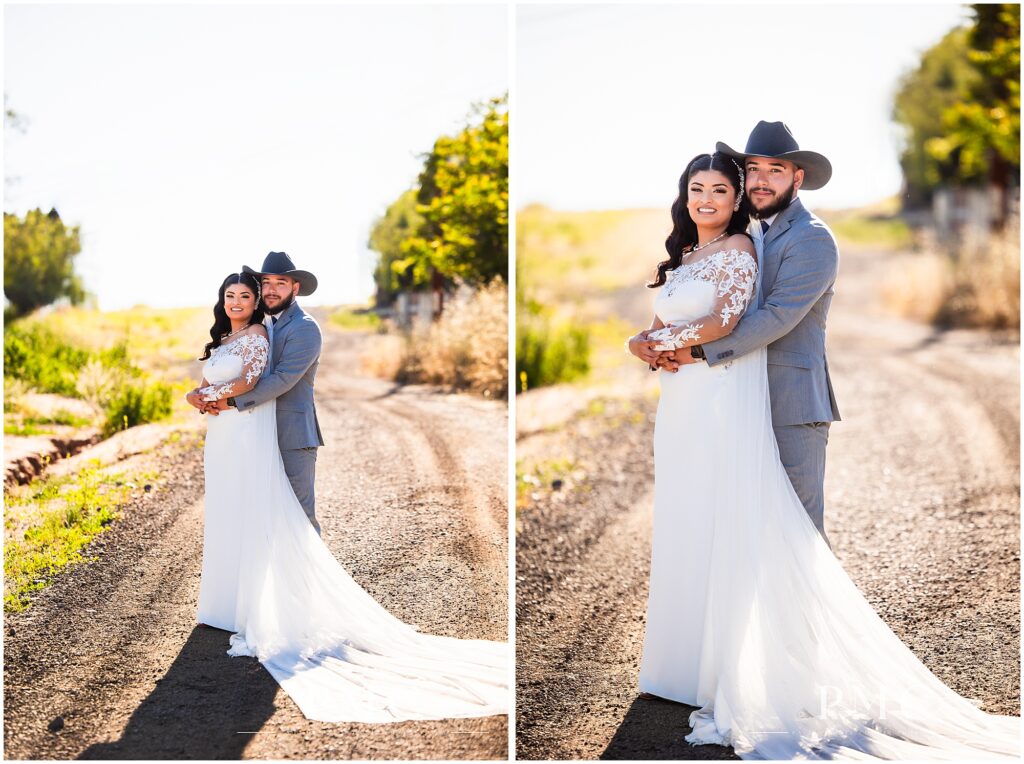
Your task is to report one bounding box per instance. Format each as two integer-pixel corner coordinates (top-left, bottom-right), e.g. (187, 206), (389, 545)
(262, 292), (295, 316)
(748, 181), (796, 220)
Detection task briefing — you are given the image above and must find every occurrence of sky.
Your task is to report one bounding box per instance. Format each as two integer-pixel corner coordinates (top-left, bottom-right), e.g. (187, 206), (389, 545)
(517, 3), (972, 212)
(4, 4), (508, 310)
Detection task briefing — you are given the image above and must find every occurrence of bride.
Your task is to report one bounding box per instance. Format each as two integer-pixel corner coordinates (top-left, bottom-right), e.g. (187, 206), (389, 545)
(185, 272), (507, 723)
(625, 152), (1019, 759)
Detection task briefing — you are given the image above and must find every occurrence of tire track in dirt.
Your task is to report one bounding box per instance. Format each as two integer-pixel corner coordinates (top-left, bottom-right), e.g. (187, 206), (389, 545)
(517, 488), (652, 760)
(4, 323), (509, 761)
(334, 390), (507, 629)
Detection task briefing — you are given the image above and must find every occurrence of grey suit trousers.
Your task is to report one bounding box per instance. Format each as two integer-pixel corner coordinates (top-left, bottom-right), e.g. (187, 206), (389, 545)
(774, 422), (830, 548)
(282, 447), (320, 536)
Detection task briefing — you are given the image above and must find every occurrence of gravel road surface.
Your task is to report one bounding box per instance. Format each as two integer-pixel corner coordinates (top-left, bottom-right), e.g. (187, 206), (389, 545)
(4, 322), (509, 760)
(515, 246), (1020, 759)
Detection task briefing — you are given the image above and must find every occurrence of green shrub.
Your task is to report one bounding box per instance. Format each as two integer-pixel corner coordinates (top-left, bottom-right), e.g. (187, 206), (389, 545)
(516, 312), (590, 392)
(3, 322), (91, 396)
(102, 379), (174, 436)
(4, 322), (172, 434)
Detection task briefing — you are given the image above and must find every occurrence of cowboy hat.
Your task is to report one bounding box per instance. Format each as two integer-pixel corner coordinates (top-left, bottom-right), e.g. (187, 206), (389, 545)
(243, 251), (318, 296)
(717, 121), (832, 190)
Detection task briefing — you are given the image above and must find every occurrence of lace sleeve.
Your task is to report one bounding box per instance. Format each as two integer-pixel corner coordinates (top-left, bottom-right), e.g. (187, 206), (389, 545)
(199, 334), (269, 401)
(648, 249), (757, 351)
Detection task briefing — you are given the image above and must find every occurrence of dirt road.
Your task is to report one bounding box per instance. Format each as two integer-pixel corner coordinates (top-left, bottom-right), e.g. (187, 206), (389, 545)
(515, 245), (1020, 759)
(4, 322), (509, 760)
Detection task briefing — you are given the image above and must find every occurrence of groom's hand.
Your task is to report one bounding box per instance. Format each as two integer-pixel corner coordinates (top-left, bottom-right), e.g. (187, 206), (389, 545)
(662, 349), (698, 368)
(204, 398), (229, 416)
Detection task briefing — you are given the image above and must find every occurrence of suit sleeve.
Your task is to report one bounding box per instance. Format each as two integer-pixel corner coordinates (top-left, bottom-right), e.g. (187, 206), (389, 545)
(232, 319), (322, 409)
(701, 233), (837, 366)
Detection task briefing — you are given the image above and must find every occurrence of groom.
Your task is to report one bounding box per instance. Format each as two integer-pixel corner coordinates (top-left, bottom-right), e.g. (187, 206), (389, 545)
(205, 252), (325, 535)
(665, 121), (841, 546)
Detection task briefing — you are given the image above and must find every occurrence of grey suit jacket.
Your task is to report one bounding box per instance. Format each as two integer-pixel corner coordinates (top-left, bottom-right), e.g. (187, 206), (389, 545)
(233, 300), (325, 450)
(701, 198), (841, 427)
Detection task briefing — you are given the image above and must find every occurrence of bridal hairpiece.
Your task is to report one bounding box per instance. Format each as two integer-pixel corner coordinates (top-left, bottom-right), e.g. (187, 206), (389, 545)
(236, 272), (261, 301)
(727, 157), (744, 210)
(730, 158), (745, 197)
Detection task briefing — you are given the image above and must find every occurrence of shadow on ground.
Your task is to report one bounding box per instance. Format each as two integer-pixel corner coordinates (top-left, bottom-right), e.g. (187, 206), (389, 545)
(80, 626), (279, 759)
(601, 698), (738, 760)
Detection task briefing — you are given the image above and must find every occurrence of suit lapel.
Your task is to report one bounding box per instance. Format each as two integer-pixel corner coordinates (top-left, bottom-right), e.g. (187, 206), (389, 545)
(763, 197), (803, 248)
(274, 300), (302, 332)
(759, 198), (805, 295)
(270, 301), (303, 361)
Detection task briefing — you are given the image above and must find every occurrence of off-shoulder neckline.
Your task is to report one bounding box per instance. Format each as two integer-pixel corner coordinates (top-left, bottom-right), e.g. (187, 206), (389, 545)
(219, 332), (269, 351)
(672, 247), (755, 272)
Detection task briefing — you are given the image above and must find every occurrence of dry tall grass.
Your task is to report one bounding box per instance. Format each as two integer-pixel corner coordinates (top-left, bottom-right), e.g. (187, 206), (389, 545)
(883, 223), (1020, 330)
(363, 281), (508, 399)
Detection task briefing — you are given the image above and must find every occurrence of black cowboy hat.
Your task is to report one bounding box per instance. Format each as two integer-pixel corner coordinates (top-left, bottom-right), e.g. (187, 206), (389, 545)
(717, 121), (832, 191)
(243, 251), (318, 296)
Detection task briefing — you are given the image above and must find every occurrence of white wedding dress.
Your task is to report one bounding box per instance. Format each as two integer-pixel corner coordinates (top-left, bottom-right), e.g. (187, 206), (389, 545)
(195, 334), (507, 722)
(639, 246), (1019, 759)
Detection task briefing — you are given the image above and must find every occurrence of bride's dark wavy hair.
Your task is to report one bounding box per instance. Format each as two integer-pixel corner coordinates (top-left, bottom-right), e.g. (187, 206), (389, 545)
(649, 152), (753, 288)
(199, 272), (265, 361)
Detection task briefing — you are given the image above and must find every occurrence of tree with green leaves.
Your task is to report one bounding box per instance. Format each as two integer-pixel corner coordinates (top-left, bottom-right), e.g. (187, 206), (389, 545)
(892, 26), (979, 205)
(369, 188), (423, 306)
(4, 208), (85, 318)
(394, 95), (508, 288)
(927, 4), (1020, 188)
(893, 4), (1020, 208)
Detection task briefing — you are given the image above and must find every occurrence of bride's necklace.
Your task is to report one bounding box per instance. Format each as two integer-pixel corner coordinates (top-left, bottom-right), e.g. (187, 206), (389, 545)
(222, 323), (250, 341)
(683, 230), (728, 258)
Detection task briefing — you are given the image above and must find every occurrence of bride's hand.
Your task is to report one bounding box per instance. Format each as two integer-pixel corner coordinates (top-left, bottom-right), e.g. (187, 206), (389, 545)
(627, 332), (661, 365)
(185, 389), (206, 410)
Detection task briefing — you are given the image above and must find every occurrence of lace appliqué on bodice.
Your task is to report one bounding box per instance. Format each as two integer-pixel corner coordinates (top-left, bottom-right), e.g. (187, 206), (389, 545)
(199, 334), (269, 400)
(649, 248), (757, 351)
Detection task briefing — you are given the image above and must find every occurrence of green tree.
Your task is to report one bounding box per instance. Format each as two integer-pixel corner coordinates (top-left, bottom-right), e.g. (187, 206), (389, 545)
(892, 26), (979, 204)
(4, 208), (85, 318)
(368, 188), (423, 305)
(927, 4), (1020, 185)
(396, 94), (508, 287)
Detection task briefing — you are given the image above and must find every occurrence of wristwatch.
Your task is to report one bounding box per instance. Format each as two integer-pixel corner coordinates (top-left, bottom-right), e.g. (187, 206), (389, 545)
(690, 345), (706, 361)
(227, 397), (237, 408)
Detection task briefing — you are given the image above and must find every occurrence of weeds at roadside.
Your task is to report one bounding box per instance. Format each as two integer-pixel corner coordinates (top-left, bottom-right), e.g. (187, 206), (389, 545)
(882, 225), (1020, 330)
(366, 281), (509, 399)
(516, 457), (584, 515)
(4, 464), (130, 612)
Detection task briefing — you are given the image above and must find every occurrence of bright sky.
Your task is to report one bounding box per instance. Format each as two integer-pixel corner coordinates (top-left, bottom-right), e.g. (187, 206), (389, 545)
(517, 3), (972, 211)
(4, 4), (507, 310)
